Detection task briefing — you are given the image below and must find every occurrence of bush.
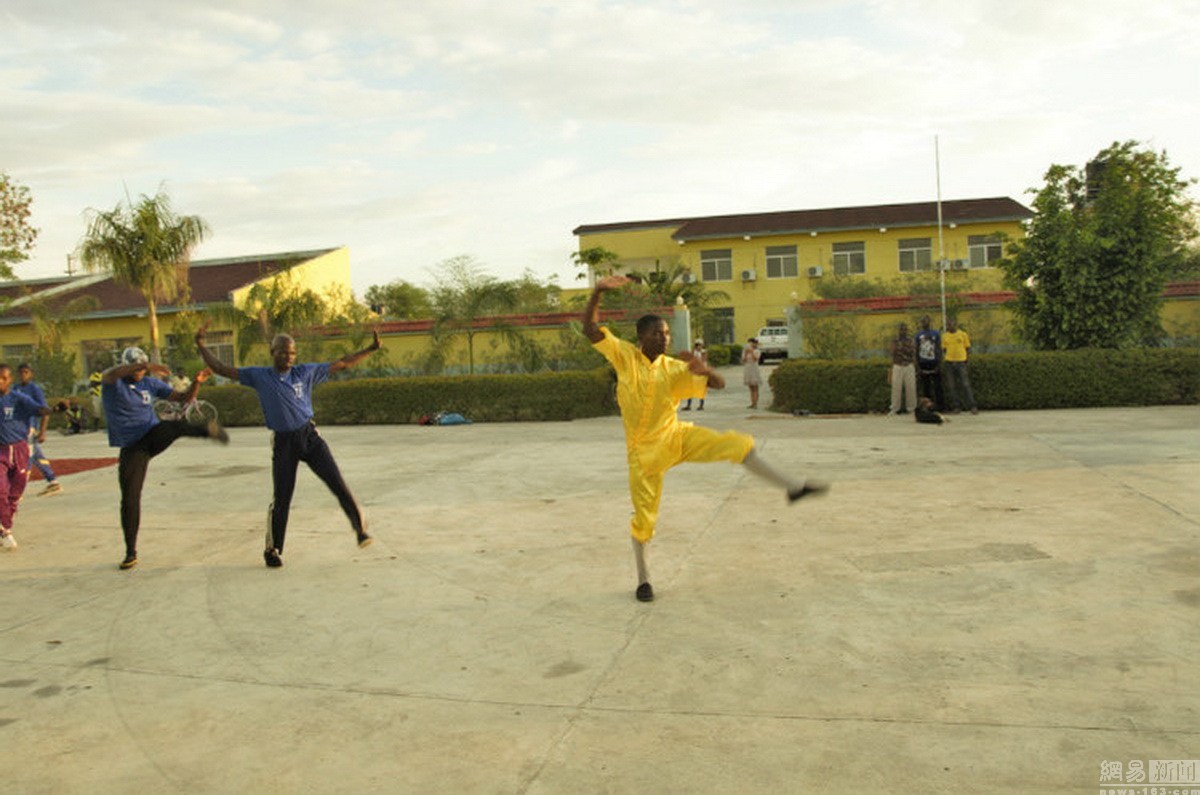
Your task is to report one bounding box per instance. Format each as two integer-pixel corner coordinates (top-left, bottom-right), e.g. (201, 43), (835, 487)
(199, 368), (618, 426)
(706, 344), (732, 367)
(770, 348), (1200, 413)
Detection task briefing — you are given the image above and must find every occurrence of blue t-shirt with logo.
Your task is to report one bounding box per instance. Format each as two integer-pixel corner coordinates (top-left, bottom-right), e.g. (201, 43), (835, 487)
(102, 376), (173, 448)
(13, 381), (48, 431)
(238, 363), (331, 433)
(0, 391), (42, 445)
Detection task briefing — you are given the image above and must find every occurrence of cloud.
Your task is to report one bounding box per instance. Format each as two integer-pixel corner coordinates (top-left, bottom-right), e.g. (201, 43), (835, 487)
(3, 0), (1196, 294)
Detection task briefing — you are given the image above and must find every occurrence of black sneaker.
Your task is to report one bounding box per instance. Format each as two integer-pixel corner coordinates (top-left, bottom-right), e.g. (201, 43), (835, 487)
(119, 553), (138, 570)
(636, 582), (655, 602)
(264, 548), (283, 568)
(356, 530), (373, 549)
(788, 480), (831, 504)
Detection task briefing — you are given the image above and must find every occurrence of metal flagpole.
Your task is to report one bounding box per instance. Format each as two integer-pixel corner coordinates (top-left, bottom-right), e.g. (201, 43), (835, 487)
(935, 135), (947, 330)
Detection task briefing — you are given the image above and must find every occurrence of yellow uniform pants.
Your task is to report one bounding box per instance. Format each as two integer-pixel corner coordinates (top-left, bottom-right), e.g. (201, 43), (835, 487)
(626, 424), (754, 543)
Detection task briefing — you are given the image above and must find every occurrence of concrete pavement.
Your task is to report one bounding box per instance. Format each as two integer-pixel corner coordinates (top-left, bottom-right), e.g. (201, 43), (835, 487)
(2, 367), (1198, 794)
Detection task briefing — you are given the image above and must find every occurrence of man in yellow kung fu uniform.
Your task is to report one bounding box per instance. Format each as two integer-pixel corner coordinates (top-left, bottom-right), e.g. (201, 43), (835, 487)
(584, 275), (829, 602)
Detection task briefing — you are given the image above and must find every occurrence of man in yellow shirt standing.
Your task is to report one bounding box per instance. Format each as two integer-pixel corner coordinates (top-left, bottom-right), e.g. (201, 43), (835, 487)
(584, 275), (828, 602)
(942, 318), (978, 414)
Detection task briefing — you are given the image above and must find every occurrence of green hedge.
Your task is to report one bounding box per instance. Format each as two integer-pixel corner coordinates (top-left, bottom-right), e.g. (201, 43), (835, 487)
(769, 348), (1200, 413)
(199, 368), (618, 426)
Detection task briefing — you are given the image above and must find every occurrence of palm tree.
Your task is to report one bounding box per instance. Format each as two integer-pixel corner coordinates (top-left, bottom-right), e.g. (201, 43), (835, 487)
(79, 190), (210, 362)
(26, 293), (101, 353)
(429, 255), (521, 374)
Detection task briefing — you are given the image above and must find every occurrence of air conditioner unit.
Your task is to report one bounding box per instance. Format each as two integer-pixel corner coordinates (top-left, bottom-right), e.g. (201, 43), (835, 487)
(741, 269), (757, 281)
(680, 272), (696, 284)
(807, 266), (823, 278)
(951, 259), (967, 270)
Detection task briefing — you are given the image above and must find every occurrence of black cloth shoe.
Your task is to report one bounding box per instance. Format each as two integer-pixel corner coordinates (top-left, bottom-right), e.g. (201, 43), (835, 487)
(119, 553), (138, 570)
(356, 530), (373, 548)
(636, 582), (655, 602)
(264, 548), (283, 568)
(788, 480), (830, 504)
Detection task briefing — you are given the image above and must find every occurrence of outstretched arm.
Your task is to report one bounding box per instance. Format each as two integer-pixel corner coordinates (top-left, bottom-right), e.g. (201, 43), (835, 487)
(195, 320), (239, 380)
(582, 275), (631, 343)
(329, 330), (382, 374)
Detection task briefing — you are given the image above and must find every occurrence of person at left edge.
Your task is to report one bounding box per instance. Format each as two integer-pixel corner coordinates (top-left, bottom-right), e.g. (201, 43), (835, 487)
(102, 348), (229, 570)
(14, 363), (63, 496)
(0, 363), (52, 550)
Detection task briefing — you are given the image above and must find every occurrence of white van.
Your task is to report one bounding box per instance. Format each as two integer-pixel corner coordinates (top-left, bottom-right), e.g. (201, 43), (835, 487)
(755, 326), (789, 362)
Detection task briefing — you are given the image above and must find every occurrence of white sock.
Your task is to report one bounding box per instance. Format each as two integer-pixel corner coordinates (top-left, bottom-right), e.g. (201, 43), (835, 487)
(742, 448), (803, 492)
(632, 537), (650, 584)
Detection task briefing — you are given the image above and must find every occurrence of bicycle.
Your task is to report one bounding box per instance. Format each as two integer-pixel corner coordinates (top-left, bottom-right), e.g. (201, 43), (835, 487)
(153, 396), (219, 425)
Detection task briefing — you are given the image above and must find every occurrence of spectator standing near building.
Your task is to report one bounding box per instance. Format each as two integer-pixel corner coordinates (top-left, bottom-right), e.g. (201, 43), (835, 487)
(680, 339), (707, 411)
(942, 318), (979, 414)
(0, 364), (52, 550)
(888, 323), (917, 416)
(14, 363), (63, 496)
(89, 369), (103, 426)
(742, 338), (763, 409)
(914, 315), (944, 410)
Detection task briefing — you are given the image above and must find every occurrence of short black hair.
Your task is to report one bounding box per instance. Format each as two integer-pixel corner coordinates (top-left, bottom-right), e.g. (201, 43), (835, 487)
(17, 362), (31, 370)
(636, 314), (665, 336)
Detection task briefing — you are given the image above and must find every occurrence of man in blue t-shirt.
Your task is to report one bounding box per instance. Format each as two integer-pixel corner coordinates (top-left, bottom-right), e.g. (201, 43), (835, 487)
(0, 363), (52, 550)
(914, 315), (944, 411)
(195, 321), (381, 568)
(102, 347), (229, 570)
(14, 363), (63, 497)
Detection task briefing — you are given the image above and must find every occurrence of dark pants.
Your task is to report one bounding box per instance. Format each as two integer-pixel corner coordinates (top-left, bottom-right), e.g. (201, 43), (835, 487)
(917, 367), (944, 411)
(268, 422), (363, 553)
(118, 421), (211, 555)
(944, 361), (977, 411)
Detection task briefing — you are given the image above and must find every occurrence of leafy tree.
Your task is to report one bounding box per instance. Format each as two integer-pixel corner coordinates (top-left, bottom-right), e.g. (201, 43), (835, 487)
(206, 272), (331, 363)
(571, 246), (620, 281)
(510, 268), (562, 313)
(27, 293), (101, 353)
(1, 173), (39, 280)
(428, 255), (521, 374)
(79, 190), (210, 361)
(24, 293), (100, 394)
(999, 141), (1197, 349)
(364, 279), (433, 319)
(581, 258), (731, 345)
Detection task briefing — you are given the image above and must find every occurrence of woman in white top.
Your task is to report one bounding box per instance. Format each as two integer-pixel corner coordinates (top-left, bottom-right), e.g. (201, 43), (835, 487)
(742, 338), (762, 409)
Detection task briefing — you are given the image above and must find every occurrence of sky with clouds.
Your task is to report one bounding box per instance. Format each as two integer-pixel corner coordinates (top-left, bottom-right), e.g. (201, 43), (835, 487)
(3, 0), (1197, 295)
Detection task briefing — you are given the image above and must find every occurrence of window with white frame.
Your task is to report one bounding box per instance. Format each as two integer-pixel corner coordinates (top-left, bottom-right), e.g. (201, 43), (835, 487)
(765, 245), (798, 279)
(2, 344), (33, 362)
(968, 234), (1003, 268)
(700, 249), (733, 282)
(831, 241), (866, 276)
(898, 238), (933, 272)
(167, 330), (235, 367)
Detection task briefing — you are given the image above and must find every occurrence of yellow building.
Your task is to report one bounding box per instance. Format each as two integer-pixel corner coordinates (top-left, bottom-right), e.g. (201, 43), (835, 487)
(0, 247), (353, 384)
(572, 197), (1033, 344)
